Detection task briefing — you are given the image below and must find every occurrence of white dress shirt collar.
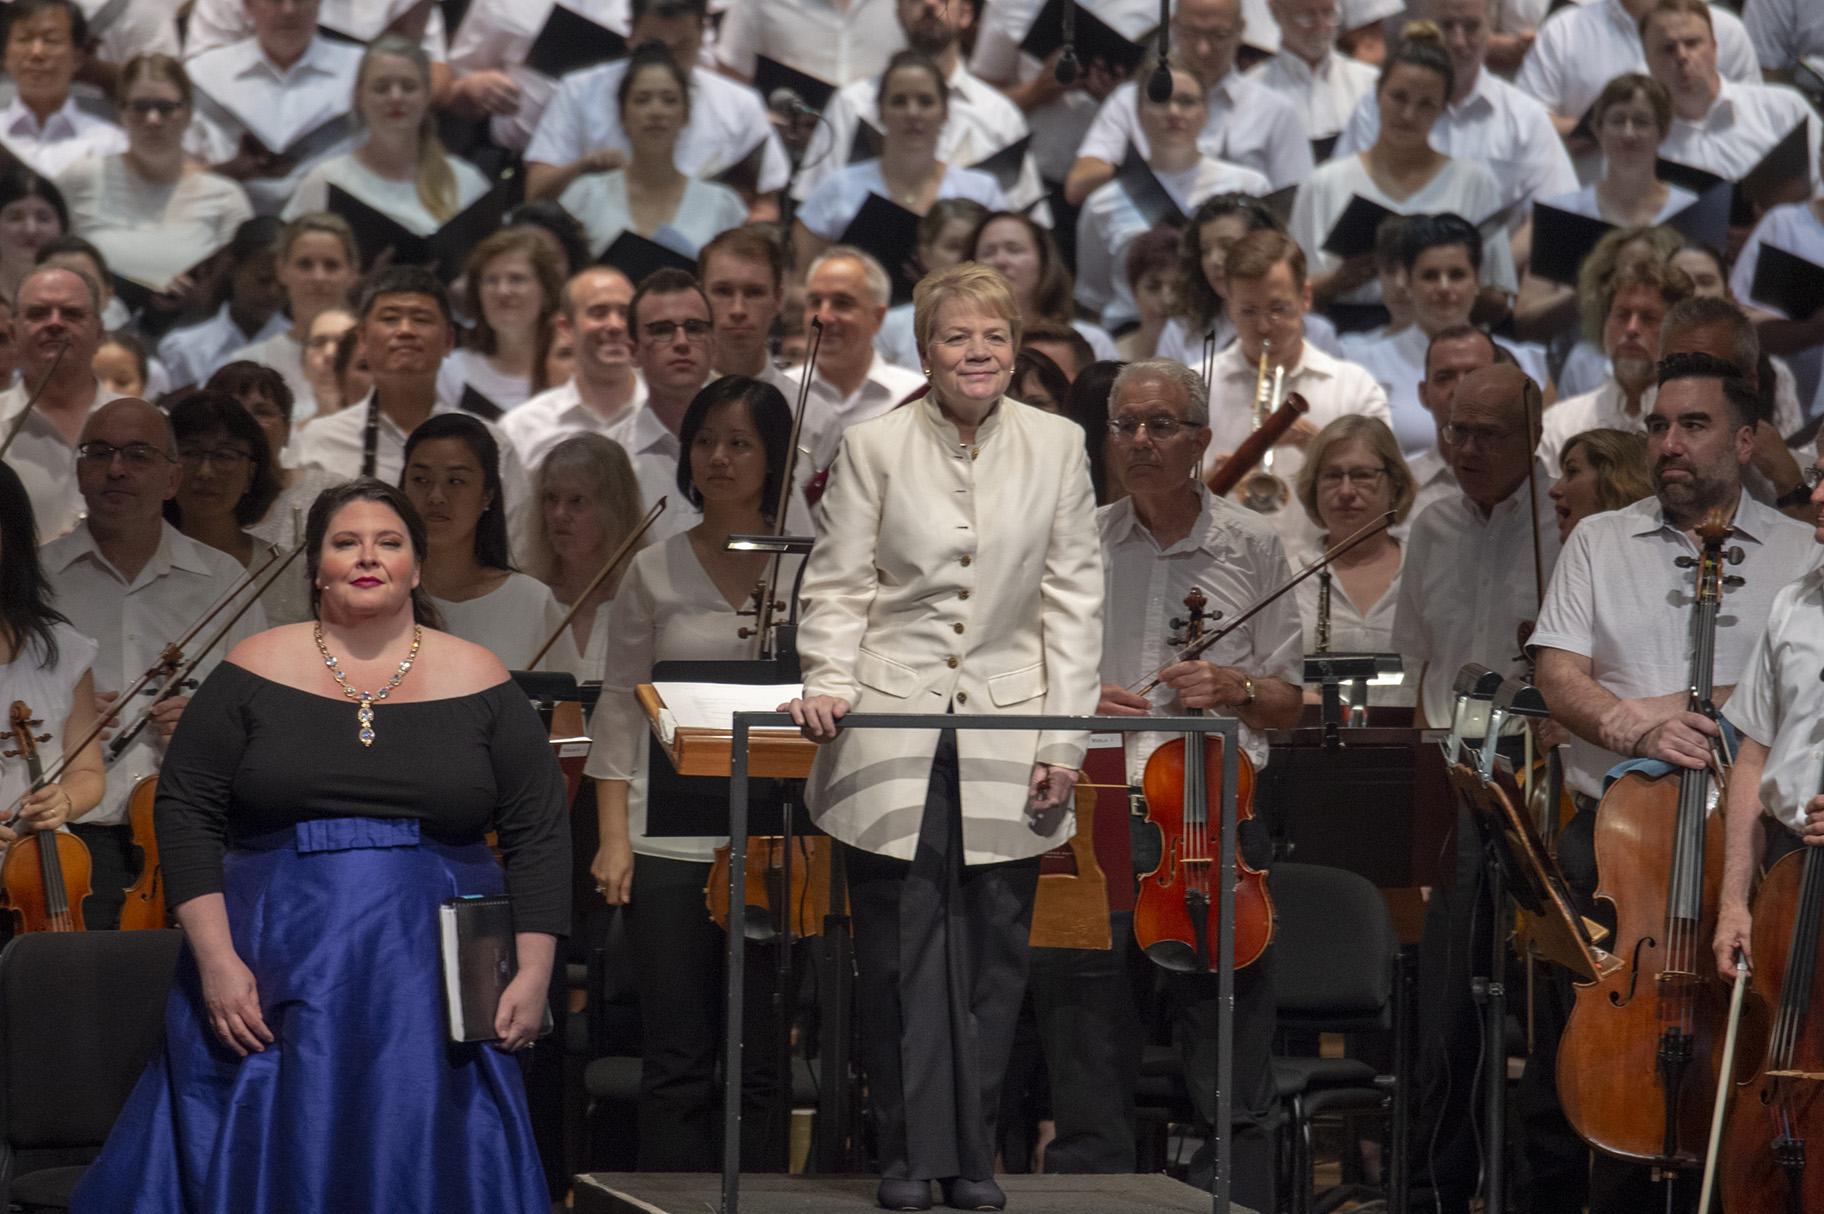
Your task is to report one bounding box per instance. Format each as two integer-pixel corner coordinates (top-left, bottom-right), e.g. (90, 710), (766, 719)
(1101, 481), (1257, 562)
(42, 520), (217, 590)
(2, 94), (81, 140)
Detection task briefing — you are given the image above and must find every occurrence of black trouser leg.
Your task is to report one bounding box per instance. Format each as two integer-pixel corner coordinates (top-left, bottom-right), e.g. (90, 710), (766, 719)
(1029, 912), (1144, 1173)
(1174, 947), (1281, 1214)
(71, 822), (133, 931)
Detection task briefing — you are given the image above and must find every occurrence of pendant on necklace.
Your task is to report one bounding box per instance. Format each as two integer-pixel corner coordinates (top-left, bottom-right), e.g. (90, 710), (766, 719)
(357, 697), (376, 747)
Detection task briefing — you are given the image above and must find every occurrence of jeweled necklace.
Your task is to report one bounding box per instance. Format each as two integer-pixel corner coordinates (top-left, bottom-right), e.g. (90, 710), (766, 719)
(313, 624), (423, 747)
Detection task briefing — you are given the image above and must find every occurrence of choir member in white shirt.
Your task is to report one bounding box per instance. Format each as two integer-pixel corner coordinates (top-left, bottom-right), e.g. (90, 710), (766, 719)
(0, 0), (126, 180)
(1159, 193), (1321, 366)
(793, 51), (1008, 272)
(182, 0), (449, 63)
(225, 213), (360, 428)
(157, 217), (287, 393)
(1729, 197), (1824, 418)
(1073, 57), (1269, 326)
(525, 0), (791, 215)
(42, 398), (269, 930)
(298, 306), (357, 420)
(1743, 0), (1824, 85)
(0, 464), (104, 869)
(1644, 0), (1822, 189)
(57, 55), (253, 316)
(1333, 0), (1576, 237)
(1, 265), (115, 542)
(873, 200), (985, 370)
(1290, 415), (1416, 706)
(525, 433), (648, 683)
(184, 0), (365, 217)
(437, 228), (563, 419)
(1291, 24), (1518, 316)
(1548, 426), (1652, 543)
(791, 0), (1047, 216)
(556, 43), (747, 264)
(970, 211), (1119, 361)
(1246, 0), (1378, 156)
(400, 412), (580, 673)
(715, 0), (904, 89)
(1404, 322), (1506, 524)
(700, 226), (792, 386)
(1064, 0), (1313, 203)
(1515, 0), (1761, 144)
(281, 37), (492, 235)
(206, 361), (346, 553)
(1116, 227), (1179, 362)
(502, 267), (646, 473)
(443, 0), (632, 156)
(0, 166), (65, 309)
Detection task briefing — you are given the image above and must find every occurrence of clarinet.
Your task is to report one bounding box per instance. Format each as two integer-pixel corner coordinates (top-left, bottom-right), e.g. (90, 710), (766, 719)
(359, 392), (380, 479)
(1316, 569), (1332, 653)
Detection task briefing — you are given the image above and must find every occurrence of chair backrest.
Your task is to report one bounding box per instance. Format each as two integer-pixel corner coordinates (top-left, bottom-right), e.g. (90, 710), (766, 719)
(0, 931), (182, 1151)
(1269, 863), (1397, 1029)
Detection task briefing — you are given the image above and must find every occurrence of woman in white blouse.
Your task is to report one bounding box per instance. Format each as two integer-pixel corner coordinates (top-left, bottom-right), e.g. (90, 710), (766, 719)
(1289, 22), (1516, 316)
(399, 413), (580, 673)
(1291, 415), (1415, 707)
(525, 434), (648, 684)
(282, 36), (492, 236)
(58, 55), (252, 317)
(437, 228), (564, 418)
(1074, 58), (1269, 327)
(226, 213), (362, 428)
(557, 42), (747, 264)
(793, 49), (1007, 273)
(585, 375), (799, 1172)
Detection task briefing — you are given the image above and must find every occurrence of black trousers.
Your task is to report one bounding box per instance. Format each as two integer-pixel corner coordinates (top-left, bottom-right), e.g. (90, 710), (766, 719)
(844, 731), (1041, 1182)
(626, 852), (784, 1172)
(1027, 913), (1145, 1174)
(71, 822), (134, 932)
(1171, 948), (1281, 1214)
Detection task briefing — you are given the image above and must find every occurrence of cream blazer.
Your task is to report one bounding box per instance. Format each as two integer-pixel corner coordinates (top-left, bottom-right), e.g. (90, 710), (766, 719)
(796, 394), (1105, 864)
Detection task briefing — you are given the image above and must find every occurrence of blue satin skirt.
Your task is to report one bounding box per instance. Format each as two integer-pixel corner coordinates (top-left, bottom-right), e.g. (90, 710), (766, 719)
(72, 817), (548, 1214)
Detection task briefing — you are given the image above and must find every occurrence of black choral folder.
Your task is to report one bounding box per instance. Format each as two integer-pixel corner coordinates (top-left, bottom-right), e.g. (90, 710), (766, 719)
(439, 895), (552, 1043)
(1019, 0), (1153, 76)
(597, 230), (699, 282)
(1528, 203), (1612, 285)
(327, 180), (513, 281)
(838, 192), (923, 305)
(1748, 244), (1824, 322)
(1321, 193), (1399, 259)
(526, 3), (629, 79)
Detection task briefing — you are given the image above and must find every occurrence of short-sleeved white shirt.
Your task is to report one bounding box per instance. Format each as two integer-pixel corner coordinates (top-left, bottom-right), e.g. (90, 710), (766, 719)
(714, 0), (904, 86)
(1075, 73), (1314, 192)
(432, 571), (581, 673)
(281, 149), (494, 236)
(1532, 493), (1822, 797)
(1515, 0), (1762, 124)
(158, 304), (290, 394)
(1726, 565), (1824, 832)
(1245, 47), (1379, 146)
(57, 155), (253, 296)
(1730, 200), (1824, 416)
(181, 0), (448, 61)
(446, 0), (632, 154)
(0, 623), (98, 818)
(499, 375), (649, 473)
(558, 171), (748, 260)
(1661, 79), (1822, 195)
(1744, 0), (1824, 75)
(0, 97), (125, 180)
(795, 160), (1006, 241)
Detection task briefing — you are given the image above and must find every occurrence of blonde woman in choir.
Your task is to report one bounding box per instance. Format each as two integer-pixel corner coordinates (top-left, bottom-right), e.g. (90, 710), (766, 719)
(1550, 427), (1652, 543)
(525, 434), (648, 683)
(399, 413), (579, 673)
(226, 212), (361, 428)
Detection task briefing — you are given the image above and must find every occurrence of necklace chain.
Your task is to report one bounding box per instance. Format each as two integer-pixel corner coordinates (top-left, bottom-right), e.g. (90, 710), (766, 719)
(313, 625), (423, 748)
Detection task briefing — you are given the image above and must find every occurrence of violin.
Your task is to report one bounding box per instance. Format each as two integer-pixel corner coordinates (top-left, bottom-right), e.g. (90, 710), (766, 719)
(1, 701), (93, 933)
(1557, 512), (1743, 1172)
(115, 774), (167, 931)
(1132, 587), (1275, 972)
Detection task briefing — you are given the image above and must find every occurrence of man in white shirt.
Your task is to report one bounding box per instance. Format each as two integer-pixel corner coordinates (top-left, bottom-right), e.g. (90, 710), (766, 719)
(182, 0), (448, 62)
(524, 0), (790, 215)
(791, 0), (1047, 215)
(157, 217), (288, 393)
(1407, 322), (1507, 523)
(1246, 0), (1378, 158)
(441, 0), (631, 156)
(501, 267), (645, 473)
(700, 226), (792, 390)
(1744, 0), (1824, 85)
(1, 265), (114, 542)
(1538, 258), (1693, 473)
(0, 0), (125, 179)
(605, 268), (715, 541)
(1335, 0), (1575, 220)
(1515, 0), (1762, 141)
(792, 247), (926, 480)
(183, 0), (364, 216)
(1064, 0), (1313, 203)
(46, 398), (268, 930)
(715, 0), (904, 90)
(1644, 0), (1822, 189)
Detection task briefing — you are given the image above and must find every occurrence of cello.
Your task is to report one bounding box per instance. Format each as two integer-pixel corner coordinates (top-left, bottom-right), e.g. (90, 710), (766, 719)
(1556, 512), (1743, 1174)
(1, 701), (92, 933)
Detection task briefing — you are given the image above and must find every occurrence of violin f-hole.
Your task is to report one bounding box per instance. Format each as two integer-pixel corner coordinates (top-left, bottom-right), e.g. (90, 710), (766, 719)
(1611, 934), (1660, 1008)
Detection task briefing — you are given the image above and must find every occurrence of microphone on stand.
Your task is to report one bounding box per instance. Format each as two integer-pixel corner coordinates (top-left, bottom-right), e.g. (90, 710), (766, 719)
(1145, 0), (1173, 102)
(767, 88), (815, 120)
(1055, 0), (1079, 84)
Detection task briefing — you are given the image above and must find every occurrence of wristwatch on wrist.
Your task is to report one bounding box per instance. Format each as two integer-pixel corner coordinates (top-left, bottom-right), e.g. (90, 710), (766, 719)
(1241, 676), (1256, 706)
(1775, 483), (1812, 509)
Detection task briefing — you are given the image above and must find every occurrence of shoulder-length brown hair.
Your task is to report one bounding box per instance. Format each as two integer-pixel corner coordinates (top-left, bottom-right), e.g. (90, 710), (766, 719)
(1296, 414), (1418, 528)
(1559, 428), (1652, 515)
(303, 479), (444, 629)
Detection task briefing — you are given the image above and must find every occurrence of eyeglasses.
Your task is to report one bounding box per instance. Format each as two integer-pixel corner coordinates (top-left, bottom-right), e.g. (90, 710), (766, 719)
(1800, 465), (1824, 492)
(77, 441), (172, 469)
(124, 99), (186, 119)
(1234, 302), (1299, 325)
(642, 318), (712, 343)
(1108, 415), (1194, 440)
(1318, 466), (1389, 490)
(1281, 4), (1339, 30)
(1440, 422), (1519, 449)
(178, 446), (256, 469)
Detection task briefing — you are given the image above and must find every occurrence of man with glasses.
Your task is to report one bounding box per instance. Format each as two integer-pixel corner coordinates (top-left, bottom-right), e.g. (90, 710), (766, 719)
(1076, 358), (1301, 1209)
(1, 265), (117, 542)
(1203, 231), (1388, 545)
(40, 398), (268, 930)
(1065, 0), (1312, 203)
(1529, 351), (1820, 1212)
(1246, 0), (1377, 160)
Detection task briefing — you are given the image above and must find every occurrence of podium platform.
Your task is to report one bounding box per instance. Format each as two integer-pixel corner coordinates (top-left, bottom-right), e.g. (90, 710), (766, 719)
(573, 1173), (1252, 1213)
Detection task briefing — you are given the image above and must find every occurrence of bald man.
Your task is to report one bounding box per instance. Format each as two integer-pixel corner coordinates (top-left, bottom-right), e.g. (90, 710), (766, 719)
(41, 398), (269, 930)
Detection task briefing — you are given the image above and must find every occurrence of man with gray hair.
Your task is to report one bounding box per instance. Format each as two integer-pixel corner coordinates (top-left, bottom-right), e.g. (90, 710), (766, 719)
(1030, 358), (1299, 1207)
(794, 245), (924, 481)
(1, 264), (118, 541)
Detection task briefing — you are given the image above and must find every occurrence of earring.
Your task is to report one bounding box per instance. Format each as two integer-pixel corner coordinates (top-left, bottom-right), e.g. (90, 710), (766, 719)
(923, 367), (932, 378)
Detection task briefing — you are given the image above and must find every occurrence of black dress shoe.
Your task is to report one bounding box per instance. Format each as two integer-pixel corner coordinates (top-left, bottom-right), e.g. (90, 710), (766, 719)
(940, 1177), (1006, 1211)
(877, 1177), (932, 1210)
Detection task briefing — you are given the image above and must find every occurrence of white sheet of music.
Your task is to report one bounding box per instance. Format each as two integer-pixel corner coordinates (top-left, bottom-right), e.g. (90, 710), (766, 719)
(650, 682), (805, 741)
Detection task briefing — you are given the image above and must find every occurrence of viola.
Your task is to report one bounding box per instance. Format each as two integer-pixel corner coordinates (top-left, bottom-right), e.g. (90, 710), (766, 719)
(1132, 587), (1275, 972)
(1, 700), (92, 933)
(1557, 513), (1742, 1171)
(115, 774), (167, 932)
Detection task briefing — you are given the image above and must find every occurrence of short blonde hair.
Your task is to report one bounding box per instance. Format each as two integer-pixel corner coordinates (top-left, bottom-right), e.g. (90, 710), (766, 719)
(1558, 427), (1652, 515)
(1296, 414), (1417, 528)
(913, 261), (1022, 358)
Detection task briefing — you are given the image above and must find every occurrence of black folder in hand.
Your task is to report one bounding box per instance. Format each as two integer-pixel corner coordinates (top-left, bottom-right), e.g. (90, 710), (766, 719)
(526, 3), (629, 79)
(1321, 194), (1399, 259)
(1114, 145), (1185, 227)
(439, 895), (552, 1043)
(1020, 0), (1153, 76)
(1748, 244), (1824, 322)
(328, 179), (513, 281)
(1658, 122), (1814, 228)
(597, 230), (699, 283)
(847, 119), (885, 166)
(1527, 203), (1611, 285)
(838, 193), (923, 305)
(972, 134), (1032, 192)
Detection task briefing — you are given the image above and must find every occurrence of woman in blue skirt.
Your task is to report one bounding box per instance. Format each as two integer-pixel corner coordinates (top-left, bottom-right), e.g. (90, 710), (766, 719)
(74, 478), (570, 1214)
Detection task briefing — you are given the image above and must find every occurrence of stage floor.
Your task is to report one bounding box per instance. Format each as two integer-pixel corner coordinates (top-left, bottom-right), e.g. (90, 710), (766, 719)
(573, 1172), (1253, 1213)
